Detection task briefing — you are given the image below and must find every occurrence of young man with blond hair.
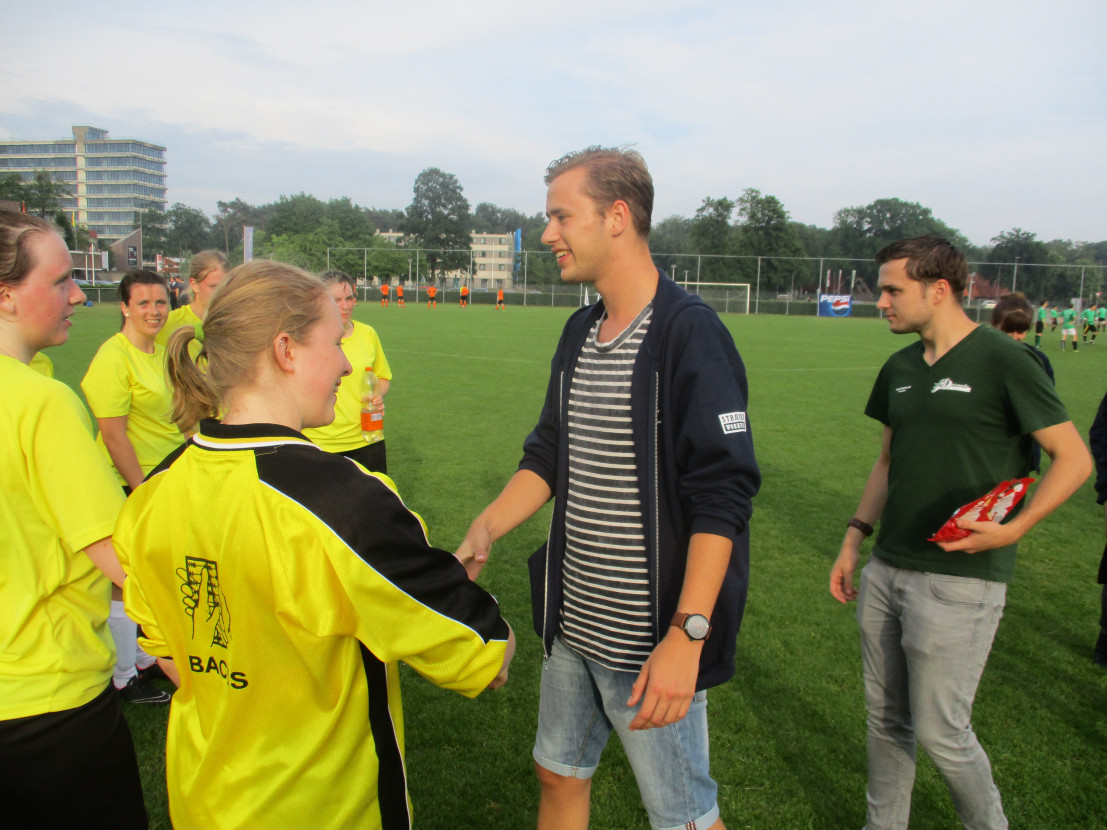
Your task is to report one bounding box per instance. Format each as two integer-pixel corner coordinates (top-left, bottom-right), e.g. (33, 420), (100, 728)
(458, 147), (759, 830)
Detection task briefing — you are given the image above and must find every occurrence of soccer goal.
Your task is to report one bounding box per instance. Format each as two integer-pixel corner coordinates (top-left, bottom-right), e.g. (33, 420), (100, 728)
(677, 281), (751, 314)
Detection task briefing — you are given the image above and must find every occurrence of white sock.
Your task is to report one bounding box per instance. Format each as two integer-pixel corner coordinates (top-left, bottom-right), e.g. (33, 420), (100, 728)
(136, 640), (156, 671)
(109, 600), (138, 689)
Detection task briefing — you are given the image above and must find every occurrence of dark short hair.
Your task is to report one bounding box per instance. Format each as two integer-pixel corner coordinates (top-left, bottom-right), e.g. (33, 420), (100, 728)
(544, 146), (653, 238)
(875, 235), (969, 295)
(119, 269), (169, 305)
(319, 270), (356, 291)
(991, 293), (1033, 334)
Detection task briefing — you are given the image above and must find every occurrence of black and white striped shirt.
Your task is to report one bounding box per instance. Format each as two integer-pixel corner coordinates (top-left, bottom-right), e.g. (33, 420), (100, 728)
(560, 304), (654, 672)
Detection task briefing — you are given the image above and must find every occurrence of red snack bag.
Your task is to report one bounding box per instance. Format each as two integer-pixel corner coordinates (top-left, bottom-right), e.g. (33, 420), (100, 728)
(927, 478), (1036, 543)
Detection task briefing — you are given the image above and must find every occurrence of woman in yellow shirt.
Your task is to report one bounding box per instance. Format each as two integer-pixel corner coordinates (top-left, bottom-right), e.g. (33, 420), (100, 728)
(83, 269), (184, 705)
(303, 270), (393, 473)
(0, 210), (146, 827)
(157, 249), (228, 347)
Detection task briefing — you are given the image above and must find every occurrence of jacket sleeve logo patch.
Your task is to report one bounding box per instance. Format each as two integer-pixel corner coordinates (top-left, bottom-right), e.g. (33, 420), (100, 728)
(719, 411), (747, 434)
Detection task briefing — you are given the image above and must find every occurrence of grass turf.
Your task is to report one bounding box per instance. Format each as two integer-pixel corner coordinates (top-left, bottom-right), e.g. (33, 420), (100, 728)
(47, 300), (1107, 829)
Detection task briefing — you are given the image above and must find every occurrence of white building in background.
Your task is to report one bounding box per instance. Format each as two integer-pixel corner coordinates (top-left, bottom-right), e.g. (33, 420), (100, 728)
(0, 125), (167, 241)
(377, 229), (516, 290)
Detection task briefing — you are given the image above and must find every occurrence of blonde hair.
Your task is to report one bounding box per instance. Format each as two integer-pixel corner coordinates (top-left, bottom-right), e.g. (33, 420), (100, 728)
(0, 210), (59, 287)
(188, 249), (229, 286)
(168, 260), (329, 431)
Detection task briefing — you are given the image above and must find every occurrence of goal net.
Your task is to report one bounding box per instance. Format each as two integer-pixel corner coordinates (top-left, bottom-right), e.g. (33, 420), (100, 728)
(677, 281), (751, 314)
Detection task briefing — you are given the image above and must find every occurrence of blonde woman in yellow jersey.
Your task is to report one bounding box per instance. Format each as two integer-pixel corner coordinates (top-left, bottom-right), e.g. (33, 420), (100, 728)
(83, 269), (185, 706)
(155, 249), (227, 347)
(303, 270), (393, 473)
(0, 211), (146, 827)
(115, 260), (515, 830)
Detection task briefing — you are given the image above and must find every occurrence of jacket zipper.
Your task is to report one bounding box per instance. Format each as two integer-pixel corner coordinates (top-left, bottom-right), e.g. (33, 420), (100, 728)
(542, 367), (564, 666)
(652, 368), (661, 643)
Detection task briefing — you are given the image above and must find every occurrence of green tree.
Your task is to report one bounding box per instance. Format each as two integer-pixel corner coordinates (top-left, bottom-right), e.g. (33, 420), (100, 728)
(987, 228), (1057, 300)
(405, 168), (472, 281)
(471, 202), (534, 235)
(735, 189), (807, 291)
(0, 173), (25, 204)
(3, 171), (73, 217)
(365, 207), (406, 235)
(213, 198), (267, 256)
(690, 197), (737, 282)
(518, 227), (559, 285)
(831, 198), (971, 289)
(28, 171), (71, 217)
(266, 193), (328, 238)
(134, 207), (169, 258)
(164, 203), (212, 259)
(326, 197), (376, 241)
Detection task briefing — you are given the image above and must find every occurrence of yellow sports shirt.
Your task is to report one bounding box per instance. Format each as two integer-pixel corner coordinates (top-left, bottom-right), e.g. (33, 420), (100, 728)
(116, 420), (508, 829)
(29, 350), (53, 377)
(81, 332), (185, 484)
(303, 320), (393, 452)
(0, 356), (124, 720)
(155, 303), (202, 348)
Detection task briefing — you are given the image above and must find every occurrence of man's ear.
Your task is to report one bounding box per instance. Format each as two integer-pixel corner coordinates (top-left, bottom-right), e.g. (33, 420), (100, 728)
(607, 199), (632, 236)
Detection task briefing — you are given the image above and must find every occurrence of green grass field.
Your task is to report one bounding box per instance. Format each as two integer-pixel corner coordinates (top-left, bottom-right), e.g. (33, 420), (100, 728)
(49, 300), (1107, 829)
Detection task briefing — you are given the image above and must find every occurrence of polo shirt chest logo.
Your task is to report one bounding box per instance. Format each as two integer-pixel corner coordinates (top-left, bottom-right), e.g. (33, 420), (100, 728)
(931, 378), (972, 394)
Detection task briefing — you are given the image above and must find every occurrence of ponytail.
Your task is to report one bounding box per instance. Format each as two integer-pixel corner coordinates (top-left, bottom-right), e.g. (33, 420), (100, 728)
(167, 326), (217, 432)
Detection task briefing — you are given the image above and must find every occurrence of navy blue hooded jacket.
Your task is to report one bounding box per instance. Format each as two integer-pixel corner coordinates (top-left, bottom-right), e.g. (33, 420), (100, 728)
(519, 274), (760, 690)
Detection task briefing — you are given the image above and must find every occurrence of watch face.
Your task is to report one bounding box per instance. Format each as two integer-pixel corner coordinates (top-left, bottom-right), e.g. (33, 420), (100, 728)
(684, 614), (710, 640)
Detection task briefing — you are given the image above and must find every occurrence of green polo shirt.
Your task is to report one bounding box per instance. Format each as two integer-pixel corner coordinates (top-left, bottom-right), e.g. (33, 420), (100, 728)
(866, 326), (1068, 582)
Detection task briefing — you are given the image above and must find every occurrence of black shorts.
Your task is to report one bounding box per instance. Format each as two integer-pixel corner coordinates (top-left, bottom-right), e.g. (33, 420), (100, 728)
(1035, 320), (1045, 334)
(340, 440), (387, 476)
(0, 683), (147, 828)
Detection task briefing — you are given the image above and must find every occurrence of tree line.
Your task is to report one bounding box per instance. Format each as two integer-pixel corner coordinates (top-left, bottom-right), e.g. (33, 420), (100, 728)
(4, 168), (1105, 300)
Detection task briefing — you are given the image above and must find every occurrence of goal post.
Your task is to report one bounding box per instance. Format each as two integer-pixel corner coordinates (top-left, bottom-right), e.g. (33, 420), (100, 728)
(677, 281), (751, 314)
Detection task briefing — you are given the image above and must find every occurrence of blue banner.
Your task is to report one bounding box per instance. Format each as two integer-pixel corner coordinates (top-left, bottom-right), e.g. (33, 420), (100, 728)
(818, 294), (853, 317)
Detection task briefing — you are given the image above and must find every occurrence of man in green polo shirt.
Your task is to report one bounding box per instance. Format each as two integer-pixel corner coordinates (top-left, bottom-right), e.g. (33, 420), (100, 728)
(830, 236), (1091, 830)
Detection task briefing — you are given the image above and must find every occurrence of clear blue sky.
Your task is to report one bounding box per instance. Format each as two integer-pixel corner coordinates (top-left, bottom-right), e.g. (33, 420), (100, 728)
(3, 0), (1103, 246)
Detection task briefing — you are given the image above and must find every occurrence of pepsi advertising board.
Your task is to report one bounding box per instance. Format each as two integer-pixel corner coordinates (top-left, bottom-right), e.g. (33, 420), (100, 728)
(818, 295), (853, 317)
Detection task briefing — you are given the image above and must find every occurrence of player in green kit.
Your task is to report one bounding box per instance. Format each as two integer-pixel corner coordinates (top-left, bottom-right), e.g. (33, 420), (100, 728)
(1061, 303), (1078, 351)
(1082, 304), (1098, 344)
(1035, 299), (1049, 346)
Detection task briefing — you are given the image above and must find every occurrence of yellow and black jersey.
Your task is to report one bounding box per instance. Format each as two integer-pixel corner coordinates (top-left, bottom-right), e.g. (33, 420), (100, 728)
(115, 420), (509, 830)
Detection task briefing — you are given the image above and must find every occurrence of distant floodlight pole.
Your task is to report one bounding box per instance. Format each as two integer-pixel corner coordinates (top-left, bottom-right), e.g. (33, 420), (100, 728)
(1012, 256), (1020, 294)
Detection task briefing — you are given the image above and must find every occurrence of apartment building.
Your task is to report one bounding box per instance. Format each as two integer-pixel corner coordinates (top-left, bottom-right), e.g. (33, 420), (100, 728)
(0, 125), (167, 241)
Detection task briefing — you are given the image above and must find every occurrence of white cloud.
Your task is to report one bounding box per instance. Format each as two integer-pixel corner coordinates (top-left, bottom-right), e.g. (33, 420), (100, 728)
(2, 0), (1104, 244)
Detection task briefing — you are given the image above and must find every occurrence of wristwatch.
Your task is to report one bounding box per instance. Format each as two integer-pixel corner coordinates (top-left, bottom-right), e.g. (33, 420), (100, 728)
(671, 612), (712, 641)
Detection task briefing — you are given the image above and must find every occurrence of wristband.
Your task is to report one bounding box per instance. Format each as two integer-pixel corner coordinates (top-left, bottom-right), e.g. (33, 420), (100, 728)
(848, 518), (874, 537)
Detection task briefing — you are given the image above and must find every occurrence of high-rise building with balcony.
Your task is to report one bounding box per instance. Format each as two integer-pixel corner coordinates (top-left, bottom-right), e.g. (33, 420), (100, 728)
(0, 125), (167, 241)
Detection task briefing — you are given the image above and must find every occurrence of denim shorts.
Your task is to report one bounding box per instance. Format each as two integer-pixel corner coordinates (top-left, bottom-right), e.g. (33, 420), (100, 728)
(533, 637), (720, 830)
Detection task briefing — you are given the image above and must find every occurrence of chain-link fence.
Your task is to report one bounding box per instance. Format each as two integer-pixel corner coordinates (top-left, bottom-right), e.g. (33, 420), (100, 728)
(81, 249), (1107, 317)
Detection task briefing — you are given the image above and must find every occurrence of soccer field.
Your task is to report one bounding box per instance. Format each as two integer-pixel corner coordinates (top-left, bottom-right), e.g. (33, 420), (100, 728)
(51, 300), (1107, 829)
